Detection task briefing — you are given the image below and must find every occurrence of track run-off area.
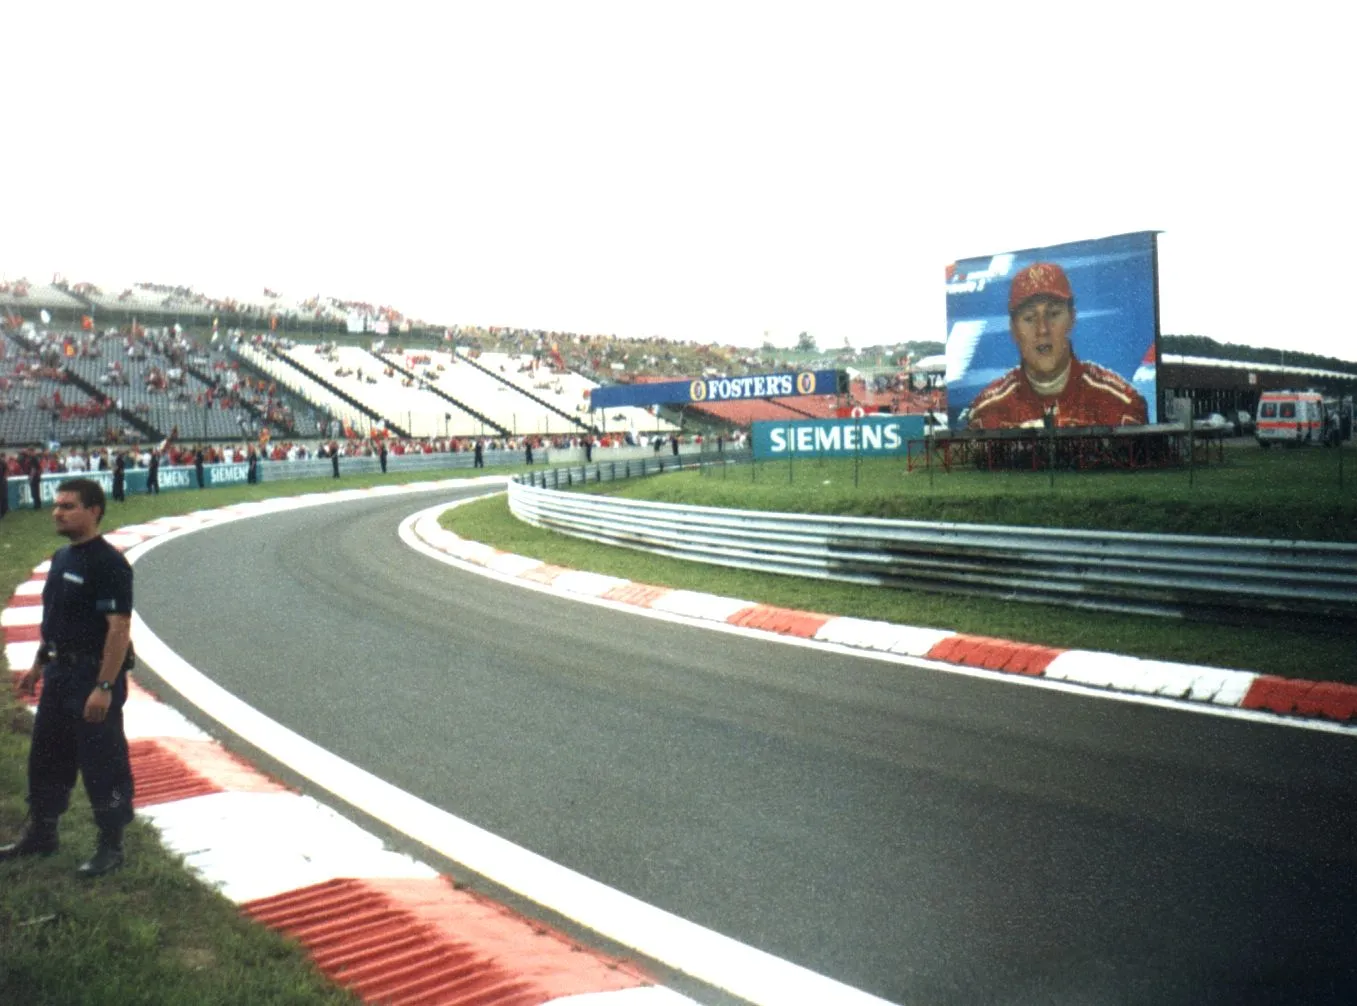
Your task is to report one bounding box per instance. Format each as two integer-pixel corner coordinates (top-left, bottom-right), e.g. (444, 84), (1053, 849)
(128, 484), (1357, 1006)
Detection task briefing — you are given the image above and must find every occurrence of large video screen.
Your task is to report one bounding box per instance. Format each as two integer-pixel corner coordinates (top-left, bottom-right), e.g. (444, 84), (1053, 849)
(944, 231), (1159, 429)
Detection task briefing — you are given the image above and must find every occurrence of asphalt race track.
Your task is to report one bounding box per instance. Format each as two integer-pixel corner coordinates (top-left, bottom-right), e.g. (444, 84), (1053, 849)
(133, 489), (1357, 1006)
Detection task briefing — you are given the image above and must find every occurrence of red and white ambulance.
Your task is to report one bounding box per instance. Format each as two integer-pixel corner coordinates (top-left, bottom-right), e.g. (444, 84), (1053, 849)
(1255, 390), (1339, 447)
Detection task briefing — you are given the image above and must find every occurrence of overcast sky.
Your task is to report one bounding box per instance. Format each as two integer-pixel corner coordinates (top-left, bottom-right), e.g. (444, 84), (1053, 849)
(4, 1), (1353, 360)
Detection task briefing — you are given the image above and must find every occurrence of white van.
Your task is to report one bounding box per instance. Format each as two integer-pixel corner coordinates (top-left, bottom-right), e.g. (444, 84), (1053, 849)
(1255, 390), (1338, 447)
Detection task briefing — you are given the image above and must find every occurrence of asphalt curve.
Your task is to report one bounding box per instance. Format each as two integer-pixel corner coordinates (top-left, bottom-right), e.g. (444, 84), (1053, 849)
(132, 490), (1357, 1006)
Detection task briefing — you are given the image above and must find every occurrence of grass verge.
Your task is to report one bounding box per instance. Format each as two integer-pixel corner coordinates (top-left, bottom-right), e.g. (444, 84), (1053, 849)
(1, 465), (506, 1006)
(601, 445), (1357, 541)
(440, 455), (1357, 680)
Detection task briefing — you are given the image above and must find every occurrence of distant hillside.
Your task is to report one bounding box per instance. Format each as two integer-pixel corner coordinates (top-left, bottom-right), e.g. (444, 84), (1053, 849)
(1163, 334), (1357, 375)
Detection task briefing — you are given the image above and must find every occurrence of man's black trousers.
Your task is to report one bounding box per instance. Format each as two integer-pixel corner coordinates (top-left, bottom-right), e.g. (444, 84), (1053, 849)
(28, 658), (135, 833)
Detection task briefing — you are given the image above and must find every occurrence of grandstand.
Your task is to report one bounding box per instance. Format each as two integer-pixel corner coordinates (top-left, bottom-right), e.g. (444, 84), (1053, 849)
(0, 280), (87, 312)
(292, 344), (493, 438)
(61, 334), (254, 441)
(2, 268), (962, 449)
(451, 349), (668, 438)
(0, 372), (112, 446)
(374, 348), (575, 436)
(233, 340), (380, 438)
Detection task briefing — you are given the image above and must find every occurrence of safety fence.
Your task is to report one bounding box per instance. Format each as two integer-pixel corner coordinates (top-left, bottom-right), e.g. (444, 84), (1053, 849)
(506, 478), (1357, 624)
(513, 449), (748, 490)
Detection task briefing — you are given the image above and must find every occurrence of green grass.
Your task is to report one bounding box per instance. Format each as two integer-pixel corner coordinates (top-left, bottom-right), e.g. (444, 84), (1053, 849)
(441, 448), (1357, 679)
(1, 464), (509, 1006)
(604, 444), (1357, 541)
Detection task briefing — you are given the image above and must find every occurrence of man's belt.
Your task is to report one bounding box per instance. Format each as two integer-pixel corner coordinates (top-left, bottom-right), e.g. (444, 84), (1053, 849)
(44, 645), (101, 663)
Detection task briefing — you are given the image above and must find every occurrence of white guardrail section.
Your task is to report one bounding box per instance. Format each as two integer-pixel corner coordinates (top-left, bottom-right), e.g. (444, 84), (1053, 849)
(506, 476), (1357, 622)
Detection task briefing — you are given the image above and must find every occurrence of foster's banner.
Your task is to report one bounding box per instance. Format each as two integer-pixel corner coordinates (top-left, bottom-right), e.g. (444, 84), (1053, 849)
(591, 370), (840, 411)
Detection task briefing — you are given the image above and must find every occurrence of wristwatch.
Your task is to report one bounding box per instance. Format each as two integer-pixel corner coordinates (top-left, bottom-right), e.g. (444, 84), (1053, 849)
(97, 681), (113, 692)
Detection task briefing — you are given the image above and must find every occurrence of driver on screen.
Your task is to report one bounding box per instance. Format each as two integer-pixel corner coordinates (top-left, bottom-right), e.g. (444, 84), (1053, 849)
(967, 262), (1148, 429)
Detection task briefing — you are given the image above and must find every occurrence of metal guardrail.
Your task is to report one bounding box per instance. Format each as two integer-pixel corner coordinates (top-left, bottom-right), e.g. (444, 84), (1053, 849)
(514, 450), (744, 490)
(506, 471), (1357, 624)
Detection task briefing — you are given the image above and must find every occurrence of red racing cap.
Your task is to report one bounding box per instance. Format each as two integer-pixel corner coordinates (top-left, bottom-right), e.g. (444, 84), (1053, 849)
(1008, 262), (1073, 312)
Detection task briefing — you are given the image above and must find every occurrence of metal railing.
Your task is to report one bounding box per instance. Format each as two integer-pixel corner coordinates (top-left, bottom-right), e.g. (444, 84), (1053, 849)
(514, 450), (744, 489)
(506, 477), (1357, 624)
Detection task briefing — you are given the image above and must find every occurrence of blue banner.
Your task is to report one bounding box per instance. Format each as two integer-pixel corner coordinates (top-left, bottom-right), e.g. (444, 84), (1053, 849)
(4, 462), (252, 510)
(590, 369), (841, 411)
(944, 231), (1159, 429)
(751, 415), (926, 459)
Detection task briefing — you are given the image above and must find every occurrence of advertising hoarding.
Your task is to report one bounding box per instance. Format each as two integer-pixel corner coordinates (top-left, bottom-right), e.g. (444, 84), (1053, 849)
(4, 463), (253, 510)
(590, 370), (841, 411)
(944, 231), (1159, 429)
(751, 415), (926, 459)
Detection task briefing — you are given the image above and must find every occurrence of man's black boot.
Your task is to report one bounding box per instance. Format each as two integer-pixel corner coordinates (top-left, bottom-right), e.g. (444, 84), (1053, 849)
(77, 829), (124, 878)
(0, 817), (60, 861)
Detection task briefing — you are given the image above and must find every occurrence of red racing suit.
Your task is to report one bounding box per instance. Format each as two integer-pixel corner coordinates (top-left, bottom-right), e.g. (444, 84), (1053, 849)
(967, 357), (1148, 430)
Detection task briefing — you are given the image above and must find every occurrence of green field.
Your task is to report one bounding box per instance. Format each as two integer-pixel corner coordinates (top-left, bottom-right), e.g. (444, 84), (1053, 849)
(442, 445), (1357, 678)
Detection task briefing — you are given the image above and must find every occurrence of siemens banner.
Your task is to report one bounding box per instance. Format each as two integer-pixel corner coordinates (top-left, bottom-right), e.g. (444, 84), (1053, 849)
(5, 463), (254, 510)
(944, 231), (1160, 430)
(590, 370), (841, 411)
(752, 415), (926, 459)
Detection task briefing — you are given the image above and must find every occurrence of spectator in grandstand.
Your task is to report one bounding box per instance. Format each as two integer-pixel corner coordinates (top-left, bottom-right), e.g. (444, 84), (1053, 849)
(966, 262), (1148, 430)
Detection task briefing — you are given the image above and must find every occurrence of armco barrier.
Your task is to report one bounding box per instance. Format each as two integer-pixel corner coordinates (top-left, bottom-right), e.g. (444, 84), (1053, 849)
(506, 479), (1357, 623)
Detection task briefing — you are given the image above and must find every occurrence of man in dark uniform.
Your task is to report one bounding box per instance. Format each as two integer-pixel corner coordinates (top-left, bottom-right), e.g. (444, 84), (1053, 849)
(28, 453), (43, 509)
(194, 446), (206, 489)
(246, 446), (258, 484)
(111, 452), (126, 503)
(329, 440), (340, 478)
(0, 478), (136, 877)
(0, 452), (9, 519)
(473, 439), (484, 468)
(524, 439), (534, 465)
(147, 449), (160, 494)
(378, 441), (388, 474)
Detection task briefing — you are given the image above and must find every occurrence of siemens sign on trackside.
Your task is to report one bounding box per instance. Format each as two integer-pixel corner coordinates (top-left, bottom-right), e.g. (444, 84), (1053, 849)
(4, 463), (254, 510)
(752, 415), (927, 458)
